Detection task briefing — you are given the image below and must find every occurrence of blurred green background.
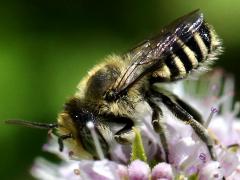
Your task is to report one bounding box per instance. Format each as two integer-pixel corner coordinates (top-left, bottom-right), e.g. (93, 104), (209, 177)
(1, 0), (240, 179)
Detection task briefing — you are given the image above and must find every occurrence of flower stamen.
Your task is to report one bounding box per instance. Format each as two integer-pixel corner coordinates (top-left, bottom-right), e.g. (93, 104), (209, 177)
(204, 107), (218, 128)
(86, 121), (105, 160)
(179, 142), (201, 171)
(233, 102), (240, 116)
(199, 153), (207, 163)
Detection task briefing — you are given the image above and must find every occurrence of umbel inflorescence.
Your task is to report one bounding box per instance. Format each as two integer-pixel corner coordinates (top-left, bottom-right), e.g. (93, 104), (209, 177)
(32, 70), (240, 180)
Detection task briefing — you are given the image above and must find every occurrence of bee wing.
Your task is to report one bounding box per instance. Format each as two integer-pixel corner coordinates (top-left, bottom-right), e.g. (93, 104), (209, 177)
(110, 9), (203, 96)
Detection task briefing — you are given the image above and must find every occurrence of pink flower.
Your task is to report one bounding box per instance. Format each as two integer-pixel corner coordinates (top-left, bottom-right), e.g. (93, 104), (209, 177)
(151, 162), (174, 180)
(198, 161), (224, 180)
(31, 70), (240, 179)
(128, 160), (150, 180)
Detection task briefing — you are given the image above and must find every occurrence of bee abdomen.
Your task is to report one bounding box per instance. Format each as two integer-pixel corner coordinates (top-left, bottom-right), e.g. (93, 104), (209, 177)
(152, 22), (221, 82)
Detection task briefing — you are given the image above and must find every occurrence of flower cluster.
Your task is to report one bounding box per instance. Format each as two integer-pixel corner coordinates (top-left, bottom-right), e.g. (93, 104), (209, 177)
(31, 70), (240, 180)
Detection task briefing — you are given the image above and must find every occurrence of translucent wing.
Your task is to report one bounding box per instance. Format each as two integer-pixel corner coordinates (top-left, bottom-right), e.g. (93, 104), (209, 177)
(106, 9), (203, 99)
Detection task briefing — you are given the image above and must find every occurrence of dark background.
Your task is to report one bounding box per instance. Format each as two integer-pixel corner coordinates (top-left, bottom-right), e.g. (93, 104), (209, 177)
(1, 0), (240, 179)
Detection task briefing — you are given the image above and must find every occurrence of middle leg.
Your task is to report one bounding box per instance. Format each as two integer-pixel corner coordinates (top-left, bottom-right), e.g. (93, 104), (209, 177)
(147, 99), (170, 163)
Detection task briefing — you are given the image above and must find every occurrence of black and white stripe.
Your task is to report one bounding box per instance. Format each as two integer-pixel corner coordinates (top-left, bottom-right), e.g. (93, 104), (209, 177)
(163, 23), (212, 80)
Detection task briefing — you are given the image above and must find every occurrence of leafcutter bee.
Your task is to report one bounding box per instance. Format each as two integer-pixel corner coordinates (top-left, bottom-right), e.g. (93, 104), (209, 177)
(6, 9), (222, 162)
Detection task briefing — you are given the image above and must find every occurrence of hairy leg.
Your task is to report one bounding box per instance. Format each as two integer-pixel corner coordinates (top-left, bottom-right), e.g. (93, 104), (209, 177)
(112, 117), (135, 144)
(148, 99), (169, 162)
(151, 89), (217, 160)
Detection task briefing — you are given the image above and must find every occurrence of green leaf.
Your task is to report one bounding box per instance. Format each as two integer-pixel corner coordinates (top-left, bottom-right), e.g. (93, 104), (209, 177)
(188, 174), (198, 180)
(174, 174), (187, 180)
(175, 173), (198, 180)
(130, 127), (147, 162)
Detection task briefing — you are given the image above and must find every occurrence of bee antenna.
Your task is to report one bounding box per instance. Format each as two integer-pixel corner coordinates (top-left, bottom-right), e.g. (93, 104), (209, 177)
(5, 119), (58, 130)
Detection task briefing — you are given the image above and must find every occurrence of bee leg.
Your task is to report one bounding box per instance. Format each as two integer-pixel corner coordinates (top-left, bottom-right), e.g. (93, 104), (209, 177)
(174, 97), (204, 124)
(148, 99), (169, 163)
(153, 91), (217, 160)
(114, 119), (135, 144)
(152, 87), (204, 124)
(58, 133), (73, 152)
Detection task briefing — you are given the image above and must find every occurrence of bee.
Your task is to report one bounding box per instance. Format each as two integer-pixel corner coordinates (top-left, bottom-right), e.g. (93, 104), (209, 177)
(6, 9), (222, 162)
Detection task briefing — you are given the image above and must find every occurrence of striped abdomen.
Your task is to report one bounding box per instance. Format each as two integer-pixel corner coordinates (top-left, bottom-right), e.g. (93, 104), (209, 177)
(151, 22), (222, 82)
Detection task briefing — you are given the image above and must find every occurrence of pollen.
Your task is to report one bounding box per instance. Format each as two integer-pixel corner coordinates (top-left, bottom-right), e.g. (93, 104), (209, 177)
(74, 169), (80, 176)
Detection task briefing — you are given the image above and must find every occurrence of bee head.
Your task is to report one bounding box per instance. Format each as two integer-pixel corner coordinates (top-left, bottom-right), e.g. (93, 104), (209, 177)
(5, 97), (109, 160)
(58, 98), (109, 159)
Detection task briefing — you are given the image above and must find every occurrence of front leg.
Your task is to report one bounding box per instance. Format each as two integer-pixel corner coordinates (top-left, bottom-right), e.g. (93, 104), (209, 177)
(151, 89), (217, 161)
(111, 116), (135, 144)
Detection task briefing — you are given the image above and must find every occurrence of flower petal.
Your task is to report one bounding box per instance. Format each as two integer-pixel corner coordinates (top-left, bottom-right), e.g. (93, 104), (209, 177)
(128, 160), (150, 180)
(79, 159), (122, 180)
(151, 162), (174, 180)
(198, 161), (224, 180)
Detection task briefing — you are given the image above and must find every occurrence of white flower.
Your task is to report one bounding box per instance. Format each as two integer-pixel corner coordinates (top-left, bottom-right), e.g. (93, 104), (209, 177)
(31, 69), (240, 179)
(198, 161), (224, 180)
(151, 162), (174, 180)
(128, 160), (151, 180)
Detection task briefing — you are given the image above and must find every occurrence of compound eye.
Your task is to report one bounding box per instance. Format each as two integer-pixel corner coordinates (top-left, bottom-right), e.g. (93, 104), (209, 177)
(73, 113), (82, 122)
(70, 109), (94, 124)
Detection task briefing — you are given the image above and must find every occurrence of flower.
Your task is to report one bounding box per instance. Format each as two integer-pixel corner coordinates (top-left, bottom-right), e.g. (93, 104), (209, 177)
(128, 160), (150, 180)
(31, 69), (240, 179)
(198, 161), (224, 180)
(151, 162), (174, 180)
